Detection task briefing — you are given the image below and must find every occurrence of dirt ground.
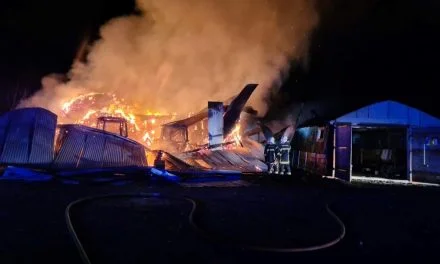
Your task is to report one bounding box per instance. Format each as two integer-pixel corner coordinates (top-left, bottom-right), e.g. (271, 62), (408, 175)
(0, 175), (439, 264)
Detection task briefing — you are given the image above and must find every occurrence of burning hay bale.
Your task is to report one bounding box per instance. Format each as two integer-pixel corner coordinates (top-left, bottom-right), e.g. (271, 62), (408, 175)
(58, 92), (176, 147)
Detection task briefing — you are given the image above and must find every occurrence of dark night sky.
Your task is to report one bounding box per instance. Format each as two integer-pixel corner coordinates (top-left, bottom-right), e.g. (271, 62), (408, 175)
(1, 0), (439, 116)
(273, 0), (440, 117)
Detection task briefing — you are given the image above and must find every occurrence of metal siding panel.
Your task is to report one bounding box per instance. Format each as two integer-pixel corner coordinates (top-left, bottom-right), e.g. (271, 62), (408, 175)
(220, 151), (246, 171)
(0, 109), (35, 164)
(53, 125), (146, 169)
(0, 108), (57, 166)
(122, 142), (133, 166)
(29, 109), (57, 164)
(53, 128), (86, 169)
(102, 138), (123, 167)
(134, 145), (145, 166)
(334, 123), (352, 181)
(203, 152), (223, 166)
(410, 128), (440, 183)
(139, 145), (147, 166)
(79, 133), (106, 168)
(176, 149), (265, 172)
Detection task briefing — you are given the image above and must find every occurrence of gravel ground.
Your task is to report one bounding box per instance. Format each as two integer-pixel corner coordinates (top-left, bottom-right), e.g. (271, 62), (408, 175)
(0, 175), (439, 263)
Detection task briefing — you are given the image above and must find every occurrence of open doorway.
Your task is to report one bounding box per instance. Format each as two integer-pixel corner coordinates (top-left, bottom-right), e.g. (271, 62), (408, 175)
(351, 126), (407, 180)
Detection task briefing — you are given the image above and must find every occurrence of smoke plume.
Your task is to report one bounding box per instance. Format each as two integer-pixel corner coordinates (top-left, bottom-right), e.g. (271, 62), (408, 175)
(20, 0), (318, 116)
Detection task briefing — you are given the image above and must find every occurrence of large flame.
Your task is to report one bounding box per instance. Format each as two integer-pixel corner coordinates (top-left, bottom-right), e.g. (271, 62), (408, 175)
(60, 91), (246, 151)
(60, 93), (175, 147)
(224, 123), (242, 147)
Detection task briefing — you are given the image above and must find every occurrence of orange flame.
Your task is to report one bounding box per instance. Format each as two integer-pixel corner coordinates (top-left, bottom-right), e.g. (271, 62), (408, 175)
(114, 109), (139, 131)
(61, 92), (100, 113)
(224, 122), (242, 147)
(142, 131), (152, 146)
(79, 110), (97, 123)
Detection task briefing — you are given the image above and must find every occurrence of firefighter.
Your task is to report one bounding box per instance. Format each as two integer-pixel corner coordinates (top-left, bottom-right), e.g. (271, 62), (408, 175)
(277, 136), (292, 175)
(264, 137), (278, 174)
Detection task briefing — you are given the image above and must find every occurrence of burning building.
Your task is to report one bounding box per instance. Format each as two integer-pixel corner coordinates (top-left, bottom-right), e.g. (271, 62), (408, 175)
(58, 91), (176, 148)
(10, 0), (320, 175)
(1, 82), (269, 174)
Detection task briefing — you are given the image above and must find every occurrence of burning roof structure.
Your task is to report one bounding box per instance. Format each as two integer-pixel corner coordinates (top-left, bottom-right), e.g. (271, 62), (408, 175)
(151, 84), (270, 173)
(3, 83), (273, 175)
(58, 91), (177, 149)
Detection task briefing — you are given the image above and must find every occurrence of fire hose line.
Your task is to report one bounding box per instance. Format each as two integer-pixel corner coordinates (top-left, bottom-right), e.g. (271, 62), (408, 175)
(65, 193), (346, 264)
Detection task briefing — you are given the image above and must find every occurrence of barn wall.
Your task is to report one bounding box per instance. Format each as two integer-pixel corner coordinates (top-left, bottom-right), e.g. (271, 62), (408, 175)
(292, 125), (332, 175)
(335, 100), (440, 184)
(411, 128), (440, 184)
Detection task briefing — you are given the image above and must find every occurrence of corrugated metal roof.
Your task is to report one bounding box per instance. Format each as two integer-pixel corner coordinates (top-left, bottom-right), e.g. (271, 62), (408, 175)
(336, 100), (440, 127)
(176, 147), (266, 173)
(53, 124), (147, 169)
(0, 108), (57, 166)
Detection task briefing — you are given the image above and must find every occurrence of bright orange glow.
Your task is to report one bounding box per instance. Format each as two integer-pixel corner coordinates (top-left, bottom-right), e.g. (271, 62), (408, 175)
(146, 111), (166, 116)
(80, 110), (97, 123)
(61, 92), (100, 113)
(60, 93), (174, 148)
(142, 131), (152, 146)
(224, 122), (242, 147)
(60, 93), (244, 151)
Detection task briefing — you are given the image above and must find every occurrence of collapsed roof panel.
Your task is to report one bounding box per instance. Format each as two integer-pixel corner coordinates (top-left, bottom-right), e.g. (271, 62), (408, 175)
(162, 83), (258, 135)
(223, 83), (258, 136)
(175, 147), (266, 173)
(53, 124), (147, 169)
(163, 108), (210, 128)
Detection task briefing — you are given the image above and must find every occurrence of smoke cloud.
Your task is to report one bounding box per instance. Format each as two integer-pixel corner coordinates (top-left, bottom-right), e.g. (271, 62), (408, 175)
(20, 0), (318, 116)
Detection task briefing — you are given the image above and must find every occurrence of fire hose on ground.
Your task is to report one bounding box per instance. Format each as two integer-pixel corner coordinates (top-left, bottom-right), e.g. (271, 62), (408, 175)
(65, 193), (346, 264)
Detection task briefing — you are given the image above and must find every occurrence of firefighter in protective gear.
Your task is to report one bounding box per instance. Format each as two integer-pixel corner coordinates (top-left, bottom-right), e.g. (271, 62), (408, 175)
(264, 137), (278, 174)
(277, 136), (291, 175)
